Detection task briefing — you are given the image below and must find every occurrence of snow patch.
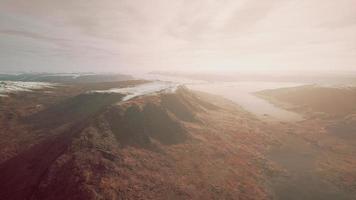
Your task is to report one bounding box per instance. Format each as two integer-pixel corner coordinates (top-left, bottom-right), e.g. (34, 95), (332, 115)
(0, 81), (55, 96)
(91, 81), (180, 101)
(39, 73), (95, 79)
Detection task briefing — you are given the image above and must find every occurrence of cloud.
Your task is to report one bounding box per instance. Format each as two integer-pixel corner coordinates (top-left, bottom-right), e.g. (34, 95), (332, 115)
(0, 0), (355, 72)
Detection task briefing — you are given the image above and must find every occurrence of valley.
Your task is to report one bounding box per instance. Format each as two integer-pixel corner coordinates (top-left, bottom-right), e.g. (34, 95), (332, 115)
(0, 78), (355, 199)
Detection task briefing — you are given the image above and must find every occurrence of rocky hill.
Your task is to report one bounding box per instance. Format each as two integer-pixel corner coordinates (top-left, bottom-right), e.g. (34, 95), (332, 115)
(0, 83), (273, 200)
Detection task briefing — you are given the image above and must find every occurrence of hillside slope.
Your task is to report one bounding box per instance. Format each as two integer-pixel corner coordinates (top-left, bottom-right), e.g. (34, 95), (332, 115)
(0, 86), (274, 200)
(257, 85), (356, 197)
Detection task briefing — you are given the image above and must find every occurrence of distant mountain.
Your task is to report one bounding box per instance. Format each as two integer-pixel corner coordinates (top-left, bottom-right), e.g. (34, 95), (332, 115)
(257, 85), (356, 118)
(0, 73), (134, 83)
(150, 71), (356, 84)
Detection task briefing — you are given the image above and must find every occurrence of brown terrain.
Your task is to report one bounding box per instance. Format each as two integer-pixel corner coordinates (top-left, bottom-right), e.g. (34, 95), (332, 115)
(258, 85), (356, 199)
(1, 81), (355, 200)
(0, 81), (277, 200)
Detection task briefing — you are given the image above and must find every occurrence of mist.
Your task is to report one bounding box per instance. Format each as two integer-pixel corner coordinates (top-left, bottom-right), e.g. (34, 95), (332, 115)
(1, 1), (356, 199)
(1, 0), (355, 73)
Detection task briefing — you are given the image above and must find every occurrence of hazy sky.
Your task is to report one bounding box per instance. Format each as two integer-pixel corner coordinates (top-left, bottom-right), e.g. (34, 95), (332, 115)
(0, 0), (355, 73)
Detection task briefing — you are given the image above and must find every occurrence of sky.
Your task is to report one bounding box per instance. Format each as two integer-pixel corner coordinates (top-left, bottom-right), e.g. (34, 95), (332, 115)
(0, 0), (355, 73)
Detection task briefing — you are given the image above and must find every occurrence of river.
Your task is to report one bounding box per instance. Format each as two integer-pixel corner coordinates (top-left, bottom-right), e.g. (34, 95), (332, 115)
(137, 73), (303, 121)
(187, 81), (303, 121)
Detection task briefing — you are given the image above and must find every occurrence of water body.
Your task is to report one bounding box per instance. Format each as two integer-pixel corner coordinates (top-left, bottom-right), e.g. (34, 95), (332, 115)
(187, 82), (303, 121)
(132, 73), (305, 121)
(137, 73), (304, 121)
